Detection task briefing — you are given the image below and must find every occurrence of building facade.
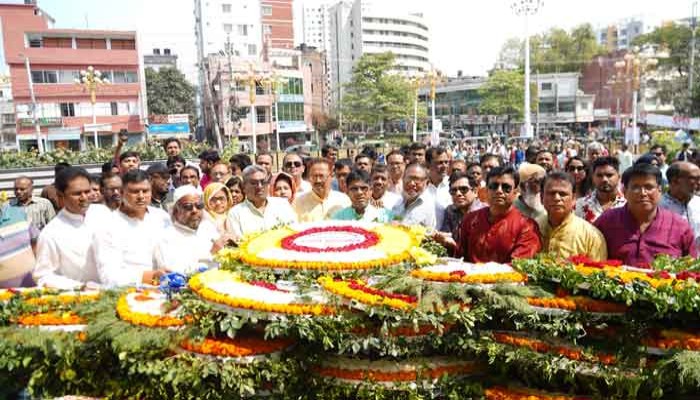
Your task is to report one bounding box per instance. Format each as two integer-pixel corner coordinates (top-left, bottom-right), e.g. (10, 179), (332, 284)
(328, 0), (431, 111)
(597, 18), (646, 52)
(144, 48), (178, 71)
(262, 0), (295, 50)
(195, 0), (263, 60)
(0, 76), (15, 149)
(0, 3), (145, 151)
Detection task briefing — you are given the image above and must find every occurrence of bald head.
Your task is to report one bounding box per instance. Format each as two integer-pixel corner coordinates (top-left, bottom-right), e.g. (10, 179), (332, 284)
(667, 161), (700, 203)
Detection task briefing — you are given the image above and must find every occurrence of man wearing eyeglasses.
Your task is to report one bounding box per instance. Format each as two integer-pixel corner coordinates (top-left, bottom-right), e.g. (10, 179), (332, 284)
(283, 153), (312, 194)
(454, 166), (542, 263)
(228, 165), (297, 238)
(513, 163), (547, 220)
(595, 163), (696, 267)
(154, 185), (225, 274)
(391, 163), (437, 229)
(660, 161), (700, 248)
(93, 169), (172, 288)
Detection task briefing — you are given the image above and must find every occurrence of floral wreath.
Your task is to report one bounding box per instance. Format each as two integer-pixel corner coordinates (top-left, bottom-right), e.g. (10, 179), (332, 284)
(116, 290), (186, 328)
(179, 335), (294, 361)
(318, 276), (417, 311)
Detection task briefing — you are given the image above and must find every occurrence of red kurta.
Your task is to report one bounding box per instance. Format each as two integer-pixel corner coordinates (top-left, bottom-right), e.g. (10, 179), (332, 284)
(457, 206), (542, 263)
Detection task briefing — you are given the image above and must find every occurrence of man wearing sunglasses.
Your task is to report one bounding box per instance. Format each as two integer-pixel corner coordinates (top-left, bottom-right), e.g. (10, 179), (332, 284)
(454, 166), (542, 263)
(93, 170), (172, 288)
(155, 185), (224, 274)
(283, 153), (312, 194)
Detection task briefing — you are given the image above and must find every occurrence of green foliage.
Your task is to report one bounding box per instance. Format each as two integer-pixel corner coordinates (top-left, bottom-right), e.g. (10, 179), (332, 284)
(496, 24), (605, 74)
(145, 67), (196, 121)
(478, 70), (538, 121)
(341, 52), (419, 131)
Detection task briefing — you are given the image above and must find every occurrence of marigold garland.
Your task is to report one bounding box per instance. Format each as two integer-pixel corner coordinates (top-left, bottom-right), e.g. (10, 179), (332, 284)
(526, 296), (627, 314)
(25, 292), (100, 306)
(17, 311), (85, 326)
(492, 332), (616, 365)
(236, 223), (423, 271)
(314, 360), (476, 382)
(641, 329), (700, 351)
(190, 270), (335, 316)
(485, 386), (585, 400)
(116, 293), (185, 328)
(180, 336), (294, 358)
(411, 269), (527, 285)
(318, 276), (417, 310)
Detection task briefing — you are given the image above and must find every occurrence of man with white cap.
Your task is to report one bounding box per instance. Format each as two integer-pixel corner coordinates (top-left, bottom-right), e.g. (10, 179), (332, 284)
(155, 185), (233, 274)
(513, 163), (547, 220)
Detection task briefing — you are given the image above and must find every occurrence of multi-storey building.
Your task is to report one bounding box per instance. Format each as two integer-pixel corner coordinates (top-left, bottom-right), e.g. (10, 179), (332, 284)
(0, 76), (15, 149)
(328, 0), (431, 111)
(144, 48), (178, 72)
(0, 2), (145, 151)
(262, 0), (295, 49)
(597, 18), (646, 52)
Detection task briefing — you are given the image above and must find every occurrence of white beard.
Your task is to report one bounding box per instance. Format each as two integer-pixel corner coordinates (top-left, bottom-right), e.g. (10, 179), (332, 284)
(523, 191), (544, 211)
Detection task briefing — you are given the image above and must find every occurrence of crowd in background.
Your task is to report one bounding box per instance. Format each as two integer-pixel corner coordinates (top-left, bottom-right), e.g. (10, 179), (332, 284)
(1, 134), (699, 290)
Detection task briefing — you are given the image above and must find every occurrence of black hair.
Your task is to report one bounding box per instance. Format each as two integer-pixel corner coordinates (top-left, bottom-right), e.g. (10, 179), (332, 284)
(163, 137), (181, 149)
(180, 165), (200, 179)
(355, 153), (373, 163)
(122, 169), (150, 186)
(649, 144), (667, 154)
(101, 161), (115, 174)
(55, 167), (91, 193)
(542, 171), (576, 193)
(448, 171), (471, 186)
(634, 153), (660, 166)
(229, 153), (252, 170)
(321, 144), (338, 157)
(408, 142), (427, 152)
(100, 172), (121, 189)
(198, 149), (221, 163)
(360, 146), (377, 161)
(480, 153), (501, 166)
(225, 176), (243, 190)
(386, 149), (404, 161)
(591, 156), (620, 174)
(622, 163), (662, 187)
(119, 151), (140, 163)
(345, 169), (370, 187)
(370, 163), (389, 176)
(88, 173), (101, 185)
(426, 146), (448, 165)
(666, 162), (685, 183)
(334, 158), (353, 171)
(486, 165), (519, 187)
(166, 155), (186, 168)
(525, 145), (541, 163)
(466, 162), (481, 171)
(54, 162), (71, 175)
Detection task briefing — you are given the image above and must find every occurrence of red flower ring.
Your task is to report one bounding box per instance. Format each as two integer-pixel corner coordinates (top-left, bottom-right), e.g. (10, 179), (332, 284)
(281, 226), (380, 253)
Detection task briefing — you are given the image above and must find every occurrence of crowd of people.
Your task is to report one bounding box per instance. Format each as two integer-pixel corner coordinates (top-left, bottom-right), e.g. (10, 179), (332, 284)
(1, 135), (699, 290)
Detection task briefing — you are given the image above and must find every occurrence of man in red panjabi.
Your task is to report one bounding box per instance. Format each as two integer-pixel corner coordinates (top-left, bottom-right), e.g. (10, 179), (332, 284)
(456, 165), (542, 263)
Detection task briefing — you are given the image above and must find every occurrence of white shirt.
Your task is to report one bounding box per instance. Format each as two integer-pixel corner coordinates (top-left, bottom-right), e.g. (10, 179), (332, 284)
(297, 179), (312, 194)
(228, 197), (298, 238)
(428, 176), (452, 229)
(155, 222), (213, 274)
(94, 206), (171, 288)
(378, 191), (402, 211)
(392, 190), (437, 229)
(33, 206), (109, 289)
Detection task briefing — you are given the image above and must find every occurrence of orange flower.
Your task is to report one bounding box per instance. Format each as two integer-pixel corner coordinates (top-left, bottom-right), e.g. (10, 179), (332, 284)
(116, 293), (185, 328)
(526, 296), (627, 313)
(492, 332), (615, 365)
(641, 329), (700, 351)
(485, 386), (581, 400)
(17, 311), (84, 326)
(318, 276), (416, 311)
(180, 336), (294, 358)
(411, 269), (527, 285)
(25, 292), (100, 306)
(314, 361), (476, 382)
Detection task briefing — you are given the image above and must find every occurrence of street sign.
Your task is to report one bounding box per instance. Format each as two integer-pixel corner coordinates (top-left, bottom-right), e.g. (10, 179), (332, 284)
(149, 123), (190, 136)
(278, 120), (306, 133)
(83, 123), (113, 131)
(18, 117), (62, 128)
(167, 114), (189, 124)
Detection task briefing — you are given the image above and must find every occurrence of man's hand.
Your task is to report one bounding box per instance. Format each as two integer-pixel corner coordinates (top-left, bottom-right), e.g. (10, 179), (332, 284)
(432, 231), (457, 250)
(142, 269), (170, 285)
(211, 233), (239, 254)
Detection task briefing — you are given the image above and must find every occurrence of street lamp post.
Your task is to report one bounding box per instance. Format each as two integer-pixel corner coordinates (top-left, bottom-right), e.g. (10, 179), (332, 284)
(512, 0), (543, 139)
(76, 66), (110, 149)
(425, 68), (444, 146)
(409, 74), (426, 143)
(261, 73), (286, 152)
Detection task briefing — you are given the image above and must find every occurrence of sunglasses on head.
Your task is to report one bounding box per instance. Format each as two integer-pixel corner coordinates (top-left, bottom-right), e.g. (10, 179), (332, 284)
(487, 182), (514, 194)
(285, 161), (303, 168)
(449, 186), (472, 195)
(181, 202), (205, 211)
(567, 165), (586, 172)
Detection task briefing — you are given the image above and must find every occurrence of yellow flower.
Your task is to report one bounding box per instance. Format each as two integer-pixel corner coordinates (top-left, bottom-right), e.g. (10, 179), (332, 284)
(408, 246), (437, 266)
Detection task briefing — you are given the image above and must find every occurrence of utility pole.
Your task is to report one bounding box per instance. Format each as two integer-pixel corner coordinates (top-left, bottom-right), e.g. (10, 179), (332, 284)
(24, 56), (43, 154)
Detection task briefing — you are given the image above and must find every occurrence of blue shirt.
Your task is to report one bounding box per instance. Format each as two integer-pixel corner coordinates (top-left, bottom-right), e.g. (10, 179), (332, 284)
(331, 204), (393, 223)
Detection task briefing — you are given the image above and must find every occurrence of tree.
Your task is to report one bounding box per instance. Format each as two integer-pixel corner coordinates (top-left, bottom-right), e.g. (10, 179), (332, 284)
(145, 67), (196, 120)
(478, 70), (538, 131)
(495, 24), (604, 74)
(341, 52), (414, 132)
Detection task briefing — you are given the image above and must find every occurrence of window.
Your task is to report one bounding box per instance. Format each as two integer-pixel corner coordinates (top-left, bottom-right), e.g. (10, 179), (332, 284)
(248, 44), (257, 55)
(112, 71), (138, 84)
(541, 82), (553, 91)
(29, 38), (42, 48)
(60, 103), (75, 117)
(43, 37), (72, 48)
(31, 71), (44, 83)
(224, 23), (233, 33)
(238, 24), (248, 36)
(76, 38), (107, 49)
(59, 70), (79, 83)
(164, 48), (171, 55)
(31, 71), (58, 84)
(111, 102), (119, 116)
(256, 106), (267, 123)
(222, 3), (231, 12)
(264, 24), (272, 35)
(111, 39), (135, 50)
(262, 5), (272, 15)
(153, 48), (161, 55)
